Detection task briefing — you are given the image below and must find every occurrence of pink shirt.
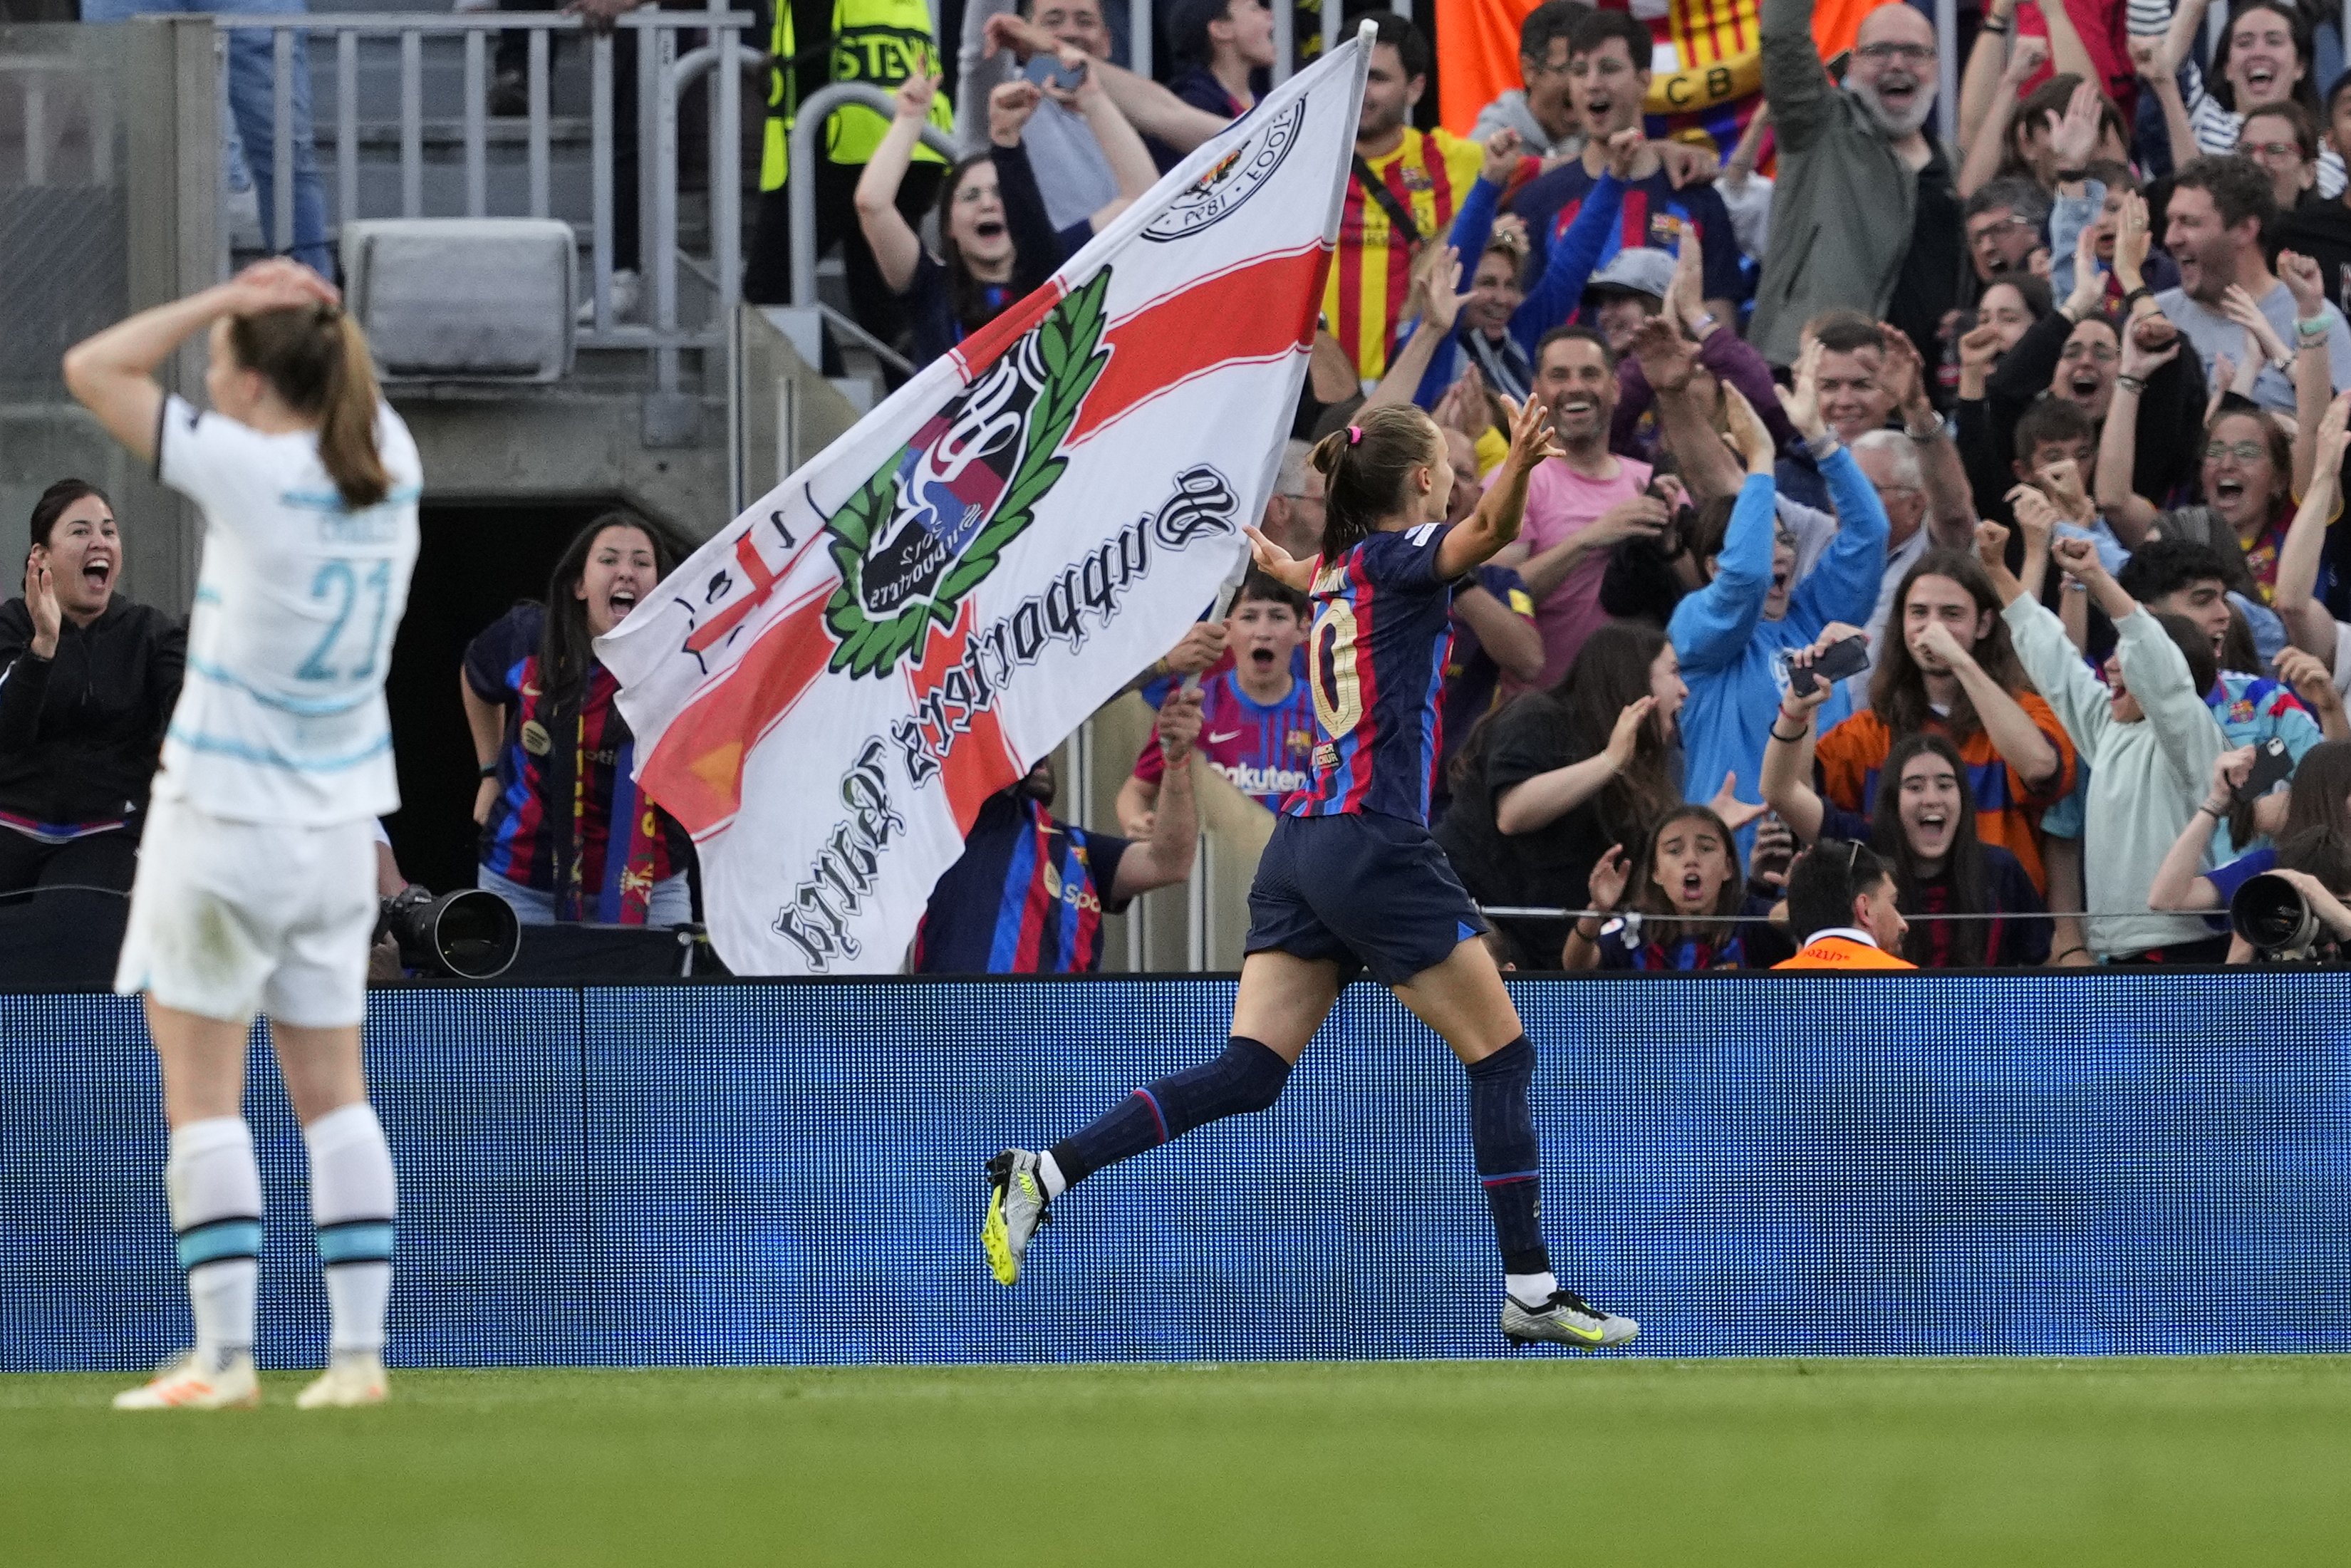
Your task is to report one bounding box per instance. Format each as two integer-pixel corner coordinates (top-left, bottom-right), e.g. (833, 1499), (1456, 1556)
(1506, 454), (1651, 690)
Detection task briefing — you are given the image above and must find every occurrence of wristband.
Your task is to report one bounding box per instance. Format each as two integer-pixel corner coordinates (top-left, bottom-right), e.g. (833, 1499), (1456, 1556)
(2299, 316), (2332, 339)
(1770, 725), (1810, 744)
(2052, 946), (2090, 963)
(2199, 801), (2229, 819)
(2122, 285), (2152, 308)
(478, 762), (499, 780)
(2114, 373), (2146, 394)
(1574, 918), (1604, 941)
(1904, 418), (1943, 444)
(1980, 19), (2009, 33)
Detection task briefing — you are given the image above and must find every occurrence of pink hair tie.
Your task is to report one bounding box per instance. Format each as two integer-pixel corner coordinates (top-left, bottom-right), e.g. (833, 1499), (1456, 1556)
(1346, 424), (1363, 445)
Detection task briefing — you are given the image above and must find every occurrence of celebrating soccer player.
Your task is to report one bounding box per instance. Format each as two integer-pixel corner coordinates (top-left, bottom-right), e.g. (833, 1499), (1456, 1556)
(64, 260), (419, 1409)
(984, 395), (1640, 1349)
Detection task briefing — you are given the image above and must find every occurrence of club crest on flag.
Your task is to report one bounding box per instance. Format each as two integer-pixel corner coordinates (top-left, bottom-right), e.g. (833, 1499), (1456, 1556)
(824, 271), (1112, 679)
(1143, 98), (1305, 242)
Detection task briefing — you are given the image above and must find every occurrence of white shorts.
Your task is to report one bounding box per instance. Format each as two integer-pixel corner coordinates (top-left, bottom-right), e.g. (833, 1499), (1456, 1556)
(114, 795), (378, 1028)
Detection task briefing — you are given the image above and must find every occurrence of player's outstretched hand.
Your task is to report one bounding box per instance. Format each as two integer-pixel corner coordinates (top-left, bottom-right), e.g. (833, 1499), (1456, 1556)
(1242, 526), (1316, 592)
(1500, 393), (1564, 476)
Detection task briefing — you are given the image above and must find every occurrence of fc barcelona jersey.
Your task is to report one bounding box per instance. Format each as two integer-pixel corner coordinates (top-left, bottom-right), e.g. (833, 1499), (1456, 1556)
(1288, 522), (1458, 825)
(913, 793), (1133, 974)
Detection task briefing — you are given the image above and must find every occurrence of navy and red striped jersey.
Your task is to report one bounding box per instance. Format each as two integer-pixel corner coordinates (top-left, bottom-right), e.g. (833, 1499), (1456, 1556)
(913, 793), (1134, 974)
(1289, 521), (1458, 825)
(463, 603), (679, 898)
(1506, 162), (1742, 303)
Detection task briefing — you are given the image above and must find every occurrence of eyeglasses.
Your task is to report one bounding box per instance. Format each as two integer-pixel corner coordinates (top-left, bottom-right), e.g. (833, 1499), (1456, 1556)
(2238, 139), (2307, 161)
(2059, 343), (2120, 363)
(1971, 215), (2036, 241)
(2204, 440), (2268, 462)
(1854, 41), (1935, 64)
(953, 184), (995, 206)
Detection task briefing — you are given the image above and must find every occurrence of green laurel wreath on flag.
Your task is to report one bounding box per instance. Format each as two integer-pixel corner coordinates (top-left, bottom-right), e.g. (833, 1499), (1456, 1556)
(821, 269), (1114, 679)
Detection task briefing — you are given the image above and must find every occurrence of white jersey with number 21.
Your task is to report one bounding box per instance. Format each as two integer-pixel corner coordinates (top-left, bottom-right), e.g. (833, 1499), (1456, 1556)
(155, 392), (421, 826)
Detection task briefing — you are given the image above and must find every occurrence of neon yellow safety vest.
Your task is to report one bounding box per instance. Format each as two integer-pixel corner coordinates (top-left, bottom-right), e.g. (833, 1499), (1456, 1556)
(761, 0), (954, 192)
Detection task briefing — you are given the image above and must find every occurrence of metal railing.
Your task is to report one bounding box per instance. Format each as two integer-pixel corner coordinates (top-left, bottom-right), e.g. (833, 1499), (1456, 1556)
(2, 52), (114, 190)
(209, 9), (755, 385)
(787, 81), (957, 321)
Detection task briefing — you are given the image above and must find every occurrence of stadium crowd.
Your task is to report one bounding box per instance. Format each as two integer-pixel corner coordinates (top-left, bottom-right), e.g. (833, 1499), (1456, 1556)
(25, 0), (2351, 975)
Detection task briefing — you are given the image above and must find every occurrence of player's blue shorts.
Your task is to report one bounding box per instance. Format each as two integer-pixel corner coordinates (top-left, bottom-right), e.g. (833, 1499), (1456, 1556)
(1245, 809), (1488, 987)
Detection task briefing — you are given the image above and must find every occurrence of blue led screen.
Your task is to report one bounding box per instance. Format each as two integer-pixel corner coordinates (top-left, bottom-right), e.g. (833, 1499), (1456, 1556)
(4, 974), (2347, 1370)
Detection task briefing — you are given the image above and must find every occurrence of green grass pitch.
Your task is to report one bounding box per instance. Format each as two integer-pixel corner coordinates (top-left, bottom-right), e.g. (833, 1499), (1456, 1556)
(8, 1357), (2349, 1565)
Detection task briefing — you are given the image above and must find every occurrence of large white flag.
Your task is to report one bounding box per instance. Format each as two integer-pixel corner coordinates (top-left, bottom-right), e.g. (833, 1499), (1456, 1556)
(599, 29), (1372, 975)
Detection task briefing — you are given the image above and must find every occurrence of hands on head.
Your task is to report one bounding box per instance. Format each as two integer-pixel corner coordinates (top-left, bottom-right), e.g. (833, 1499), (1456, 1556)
(222, 257), (339, 316)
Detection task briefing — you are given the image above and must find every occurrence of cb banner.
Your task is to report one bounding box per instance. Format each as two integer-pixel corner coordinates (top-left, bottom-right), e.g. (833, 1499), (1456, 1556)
(600, 29), (1374, 975)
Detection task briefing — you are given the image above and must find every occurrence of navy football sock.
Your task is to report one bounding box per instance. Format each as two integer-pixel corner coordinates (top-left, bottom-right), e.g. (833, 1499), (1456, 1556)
(1466, 1035), (1550, 1277)
(1049, 1036), (1292, 1188)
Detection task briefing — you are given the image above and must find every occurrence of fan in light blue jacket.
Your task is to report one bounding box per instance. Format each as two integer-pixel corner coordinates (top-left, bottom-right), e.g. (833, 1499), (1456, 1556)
(1668, 384), (1891, 858)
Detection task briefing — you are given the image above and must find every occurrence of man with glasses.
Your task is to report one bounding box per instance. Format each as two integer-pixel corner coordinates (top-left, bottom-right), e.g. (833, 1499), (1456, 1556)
(1963, 179), (2052, 284)
(1752, 0), (1962, 375)
(1471, 0), (1591, 160)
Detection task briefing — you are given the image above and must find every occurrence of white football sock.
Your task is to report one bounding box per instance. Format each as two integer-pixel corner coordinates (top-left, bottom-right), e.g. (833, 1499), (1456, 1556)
(1037, 1150), (1067, 1200)
(1506, 1270), (1558, 1309)
(166, 1117), (262, 1366)
(304, 1101), (397, 1355)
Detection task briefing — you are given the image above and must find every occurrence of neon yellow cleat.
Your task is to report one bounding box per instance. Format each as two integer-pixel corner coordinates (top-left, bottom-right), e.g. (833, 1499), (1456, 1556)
(982, 1148), (1050, 1286)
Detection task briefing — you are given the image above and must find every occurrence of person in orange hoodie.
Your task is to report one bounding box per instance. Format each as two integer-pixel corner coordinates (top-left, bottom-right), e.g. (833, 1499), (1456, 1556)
(1774, 836), (1916, 969)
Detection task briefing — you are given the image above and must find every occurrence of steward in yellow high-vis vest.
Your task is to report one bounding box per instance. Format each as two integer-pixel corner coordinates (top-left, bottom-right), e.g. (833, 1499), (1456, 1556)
(759, 0), (955, 194)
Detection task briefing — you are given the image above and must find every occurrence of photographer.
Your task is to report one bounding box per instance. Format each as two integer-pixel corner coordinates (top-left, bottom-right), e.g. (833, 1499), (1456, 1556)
(0, 481), (185, 896)
(2149, 739), (2351, 933)
(463, 514), (695, 926)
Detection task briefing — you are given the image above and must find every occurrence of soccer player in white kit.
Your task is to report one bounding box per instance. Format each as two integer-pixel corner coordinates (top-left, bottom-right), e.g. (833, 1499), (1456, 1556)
(63, 260), (422, 1409)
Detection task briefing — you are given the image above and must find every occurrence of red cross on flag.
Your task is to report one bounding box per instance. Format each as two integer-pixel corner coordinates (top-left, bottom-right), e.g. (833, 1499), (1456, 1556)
(598, 28), (1374, 975)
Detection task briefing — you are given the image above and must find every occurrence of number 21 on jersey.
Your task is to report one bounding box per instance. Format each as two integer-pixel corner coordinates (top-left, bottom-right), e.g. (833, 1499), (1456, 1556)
(1309, 601), (1362, 737)
(299, 557), (394, 682)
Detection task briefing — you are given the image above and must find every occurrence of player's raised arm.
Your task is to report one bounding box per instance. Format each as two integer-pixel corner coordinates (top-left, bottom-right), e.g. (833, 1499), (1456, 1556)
(1437, 396), (1562, 579)
(63, 259), (339, 465)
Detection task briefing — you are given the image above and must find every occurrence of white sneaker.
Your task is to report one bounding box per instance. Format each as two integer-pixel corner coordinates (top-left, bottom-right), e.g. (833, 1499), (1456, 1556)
(296, 1349), (388, 1408)
(113, 1348), (259, 1410)
(578, 268), (641, 326)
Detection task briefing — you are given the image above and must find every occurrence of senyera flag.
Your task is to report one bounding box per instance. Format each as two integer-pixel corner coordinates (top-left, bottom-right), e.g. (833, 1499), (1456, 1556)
(600, 26), (1374, 975)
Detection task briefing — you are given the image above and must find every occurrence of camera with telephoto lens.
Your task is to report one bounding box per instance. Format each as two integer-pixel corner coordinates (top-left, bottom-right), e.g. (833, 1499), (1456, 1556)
(378, 883), (521, 980)
(2228, 872), (2336, 963)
